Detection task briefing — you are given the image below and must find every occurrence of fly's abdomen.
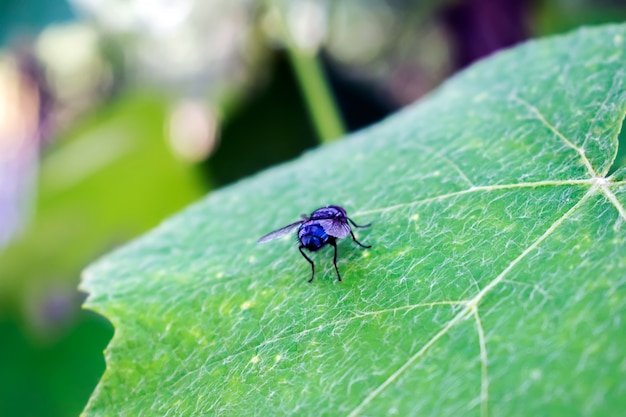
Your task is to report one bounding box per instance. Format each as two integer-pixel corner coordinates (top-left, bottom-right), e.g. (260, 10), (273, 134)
(298, 223), (329, 251)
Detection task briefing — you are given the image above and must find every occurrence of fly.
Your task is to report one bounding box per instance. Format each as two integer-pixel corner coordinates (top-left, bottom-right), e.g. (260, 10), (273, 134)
(258, 205), (371, 282)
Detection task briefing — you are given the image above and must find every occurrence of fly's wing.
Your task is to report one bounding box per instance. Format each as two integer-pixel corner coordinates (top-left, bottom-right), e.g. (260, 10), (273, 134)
(317, 218), (351, 239)
(258, 220), (303, 243)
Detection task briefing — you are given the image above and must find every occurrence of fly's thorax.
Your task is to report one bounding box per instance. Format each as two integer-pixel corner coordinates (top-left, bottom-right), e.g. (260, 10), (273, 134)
(298, 222), (329, 251)
(310, 205), (346, 220)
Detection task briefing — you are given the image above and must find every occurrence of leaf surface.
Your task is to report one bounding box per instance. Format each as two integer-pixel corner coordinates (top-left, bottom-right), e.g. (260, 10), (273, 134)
(82, 25), (626, 416)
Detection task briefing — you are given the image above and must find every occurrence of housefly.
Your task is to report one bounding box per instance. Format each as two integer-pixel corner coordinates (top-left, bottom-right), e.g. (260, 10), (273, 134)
(258, 205), (371, 282)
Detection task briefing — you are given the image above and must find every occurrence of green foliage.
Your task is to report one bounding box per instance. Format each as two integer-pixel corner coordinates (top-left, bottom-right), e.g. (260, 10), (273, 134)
(82, 25), (626, 416)
(0, 311), (112, 417)
(0, 92), (206, 417)
(0, 93), (206, 313)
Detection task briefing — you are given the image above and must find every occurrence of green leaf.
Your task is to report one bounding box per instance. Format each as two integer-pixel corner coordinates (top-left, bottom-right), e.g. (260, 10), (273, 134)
(82, 25), (626, 416)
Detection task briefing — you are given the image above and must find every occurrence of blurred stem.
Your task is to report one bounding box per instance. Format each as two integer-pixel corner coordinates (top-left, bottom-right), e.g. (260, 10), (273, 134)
(286, 47), (345, 144)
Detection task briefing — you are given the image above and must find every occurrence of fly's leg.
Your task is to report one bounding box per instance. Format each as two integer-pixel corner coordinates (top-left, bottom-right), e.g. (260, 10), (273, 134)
(349, 230), (371, 249)
(347, 217), (371, 229)
(298, 246), (316, 283)
(347, 217), (371, 248)
(330, 240), (341, 282)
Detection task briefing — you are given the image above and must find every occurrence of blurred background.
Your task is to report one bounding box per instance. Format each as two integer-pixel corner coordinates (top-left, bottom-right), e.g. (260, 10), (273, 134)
(1, 1), (625, 416)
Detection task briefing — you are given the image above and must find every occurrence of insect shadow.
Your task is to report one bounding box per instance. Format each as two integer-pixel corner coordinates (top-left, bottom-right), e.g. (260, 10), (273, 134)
(258, 205), (371, 282)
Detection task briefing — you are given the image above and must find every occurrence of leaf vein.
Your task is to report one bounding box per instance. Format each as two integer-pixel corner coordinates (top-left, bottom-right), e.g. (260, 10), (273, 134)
(413, 143), (475, 187)
(599, 184), (626, 221)
(472, 307), (489, 417)
(511, 94), (597, 177)
(194, 302), (465, 376)
(582, 69), (625, 174)
(354, 179), (593, 216)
